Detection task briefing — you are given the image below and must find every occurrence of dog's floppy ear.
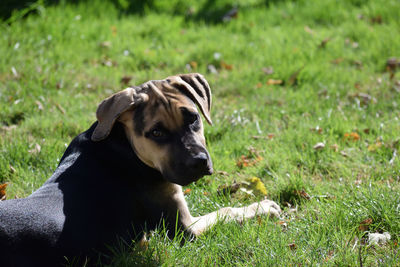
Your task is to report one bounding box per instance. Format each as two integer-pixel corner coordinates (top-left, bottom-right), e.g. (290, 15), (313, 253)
(92, 87), (147, 141)
(168, 73), (213, 125)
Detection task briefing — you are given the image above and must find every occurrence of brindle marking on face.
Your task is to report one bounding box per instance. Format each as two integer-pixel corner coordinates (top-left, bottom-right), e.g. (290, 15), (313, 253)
(118, 81), (210, 185)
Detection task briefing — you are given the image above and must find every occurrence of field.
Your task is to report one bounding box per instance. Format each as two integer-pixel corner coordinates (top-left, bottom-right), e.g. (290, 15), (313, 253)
(1, 0), (400, 265)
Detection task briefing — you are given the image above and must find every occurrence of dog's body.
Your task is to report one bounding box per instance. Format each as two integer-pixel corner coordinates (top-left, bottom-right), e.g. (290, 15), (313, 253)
(0, 74), (280, 266)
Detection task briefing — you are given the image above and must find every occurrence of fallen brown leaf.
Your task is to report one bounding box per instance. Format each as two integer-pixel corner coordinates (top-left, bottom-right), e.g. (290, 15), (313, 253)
(220, 61), (233, 70)
(99, 41), (111, 48)
(296, 189), (311, 200)
(9, 165), (17, 173)
(0, 183), (8, 201)
(318, 37), (331, 49)
(266, 79), (283, 85)
(262, 66), (274, 75)
(343, 132), (360, 141)
(331, 57), (344, 65)
(216, 170), (228, 176)
(120, 76), (132, 85)
(330, 144), (339, 152)
(183, 188), (192, 195)
(313, 142), (325, 150)
(370, 15), (382, 24)
(222, 7), (238, 22)
(35, 100), (44, 111)
(287, 66), (304, 86)
(217, 182), (242, 196)
(252, 133), (275, 140)
(288, 242), (297, 250)
(28, 143), (41, 155)
(189, 61), (198, 69)
(358, 218), (373, 231)
(304, 26), (315, 35)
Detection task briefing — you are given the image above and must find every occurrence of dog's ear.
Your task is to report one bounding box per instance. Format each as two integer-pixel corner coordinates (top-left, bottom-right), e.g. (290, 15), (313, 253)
(92, 87), (147, 141)
(168, 73), (213, 125)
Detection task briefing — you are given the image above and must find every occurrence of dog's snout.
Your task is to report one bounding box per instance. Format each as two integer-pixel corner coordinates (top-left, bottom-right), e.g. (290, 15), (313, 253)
(189, 152), (208, 168)
(185, 152), (212, 175)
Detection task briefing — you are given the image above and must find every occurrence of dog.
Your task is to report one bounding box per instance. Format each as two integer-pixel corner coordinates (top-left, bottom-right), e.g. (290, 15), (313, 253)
(0, 73), (281, 266)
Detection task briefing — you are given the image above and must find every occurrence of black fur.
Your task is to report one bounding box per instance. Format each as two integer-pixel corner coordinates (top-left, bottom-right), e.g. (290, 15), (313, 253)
(0, 122), (182, 266)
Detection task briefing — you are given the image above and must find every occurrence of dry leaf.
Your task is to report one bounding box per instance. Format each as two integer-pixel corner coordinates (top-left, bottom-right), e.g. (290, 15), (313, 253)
(310, 126), (323, 134)
(267, 79), (283, 85)
(358, 218), (372, 231)
(222, 7), (238, 22)
(9, 165), (17, 173)
(183, 188), (192, 195)
(28, 143), (41, 155)
(189, 61), (198, 69)
(55, 103), (66, 114)
(304, 26), (315, 35)
(288, 243), (297, 250)
(318, 37), (331, 49)
(0, 183), (8, 200)
(236, 155), (263, 168)
(217, 182), (242, 196)
(252, 133), (275, 140)
(386, 58), (399, 80)
(331, 144), (339, 152)
(220, 61), (233, 70)
(331, 58), (344, 64)
(313, 142), (325, 150)
(370, 15), (382, 24)
(35, 100), (44, 110)
(257, 215), (262, 225)
(343, 132), (360, 141)
(297, 189), (311, 200)
(99, 41), (111, 48)
(287, 66), (304, 86)
(216, 170), (228, 176)
(262, 66), (274, 75)
(120, 76), (132, 85)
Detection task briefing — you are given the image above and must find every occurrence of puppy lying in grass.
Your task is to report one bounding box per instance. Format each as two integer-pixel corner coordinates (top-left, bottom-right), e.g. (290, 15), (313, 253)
(0, 73), (281, 266)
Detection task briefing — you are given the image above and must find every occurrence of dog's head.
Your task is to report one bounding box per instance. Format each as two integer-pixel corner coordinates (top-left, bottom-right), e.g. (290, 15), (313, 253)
(91, 73), (213, 186)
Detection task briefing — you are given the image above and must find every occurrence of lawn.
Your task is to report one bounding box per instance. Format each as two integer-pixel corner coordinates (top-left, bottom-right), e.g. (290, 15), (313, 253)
(1, 0), (400, 265)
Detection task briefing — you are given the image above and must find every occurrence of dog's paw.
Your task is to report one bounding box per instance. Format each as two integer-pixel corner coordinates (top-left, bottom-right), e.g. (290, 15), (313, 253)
(257, 199), (281, 218)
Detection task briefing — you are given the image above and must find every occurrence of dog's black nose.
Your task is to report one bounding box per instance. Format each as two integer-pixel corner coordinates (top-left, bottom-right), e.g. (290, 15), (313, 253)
(187, 152), (211, 173)
(190, 152), (208, 167)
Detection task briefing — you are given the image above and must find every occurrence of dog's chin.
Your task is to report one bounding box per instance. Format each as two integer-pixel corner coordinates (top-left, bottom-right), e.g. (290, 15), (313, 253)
(163, 168), (213, 186)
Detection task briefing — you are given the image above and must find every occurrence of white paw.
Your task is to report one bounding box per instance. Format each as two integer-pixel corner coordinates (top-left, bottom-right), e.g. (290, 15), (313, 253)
(257, 199), (281, 218)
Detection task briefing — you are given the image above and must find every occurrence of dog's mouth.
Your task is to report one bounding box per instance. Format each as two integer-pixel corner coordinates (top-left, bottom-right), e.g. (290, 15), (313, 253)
(162, 162), (213, 186)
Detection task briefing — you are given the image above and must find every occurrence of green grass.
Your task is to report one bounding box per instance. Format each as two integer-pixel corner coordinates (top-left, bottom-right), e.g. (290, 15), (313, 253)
(1, 0), (400, 265)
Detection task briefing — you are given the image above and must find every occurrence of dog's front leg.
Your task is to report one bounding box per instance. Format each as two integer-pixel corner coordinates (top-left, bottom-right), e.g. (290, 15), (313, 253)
(187, 199), (281, 236)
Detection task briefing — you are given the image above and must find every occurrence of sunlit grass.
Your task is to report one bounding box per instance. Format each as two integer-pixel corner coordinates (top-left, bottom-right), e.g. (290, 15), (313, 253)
(1, 0), (400, 265)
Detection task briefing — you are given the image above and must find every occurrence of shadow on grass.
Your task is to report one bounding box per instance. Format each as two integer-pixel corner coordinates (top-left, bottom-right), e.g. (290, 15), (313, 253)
(1, 0), (284, 23)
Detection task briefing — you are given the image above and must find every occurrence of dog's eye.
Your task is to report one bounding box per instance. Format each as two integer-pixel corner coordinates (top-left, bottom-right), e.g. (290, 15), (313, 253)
(151, 129), (164, 138)
(187, 113), (198, 124)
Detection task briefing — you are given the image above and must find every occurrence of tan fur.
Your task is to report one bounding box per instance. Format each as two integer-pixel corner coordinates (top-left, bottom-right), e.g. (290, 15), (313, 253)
(118, 90), (204, 171)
